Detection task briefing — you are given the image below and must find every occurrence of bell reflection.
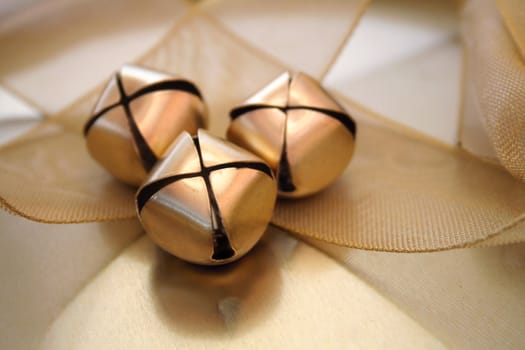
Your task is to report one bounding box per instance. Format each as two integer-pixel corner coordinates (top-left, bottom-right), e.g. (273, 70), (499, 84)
(150, 237), (281, 335)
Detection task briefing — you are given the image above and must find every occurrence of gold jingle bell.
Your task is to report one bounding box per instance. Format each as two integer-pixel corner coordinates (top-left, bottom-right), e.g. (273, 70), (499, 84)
(136, 129), (277, 265)
(227, 71), (356, 198)
(84, 64), (208, 186)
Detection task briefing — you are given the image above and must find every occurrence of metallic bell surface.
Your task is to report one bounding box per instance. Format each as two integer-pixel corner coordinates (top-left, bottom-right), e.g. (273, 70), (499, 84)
(227, 71), (356, 198)
(136, 129), (277, 266)
(84, 64), (208, 186)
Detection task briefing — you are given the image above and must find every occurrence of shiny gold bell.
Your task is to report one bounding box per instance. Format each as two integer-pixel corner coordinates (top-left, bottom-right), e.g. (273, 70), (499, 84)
(136, 129), (277, 265)
(84, 64), (208, 186)
(227, 71), (356, 198)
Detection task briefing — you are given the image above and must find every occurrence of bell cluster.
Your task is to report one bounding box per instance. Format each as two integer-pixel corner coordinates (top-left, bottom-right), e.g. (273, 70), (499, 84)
(84, 65), (356, 265)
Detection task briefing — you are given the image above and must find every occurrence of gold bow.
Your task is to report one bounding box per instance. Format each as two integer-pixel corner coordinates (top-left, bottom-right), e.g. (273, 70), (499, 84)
(0, 0), (524, 253)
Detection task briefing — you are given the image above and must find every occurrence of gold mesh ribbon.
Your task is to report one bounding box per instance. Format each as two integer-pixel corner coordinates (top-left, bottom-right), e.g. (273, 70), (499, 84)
(462, 0), (525, 180)
(0, 0), (524, 251)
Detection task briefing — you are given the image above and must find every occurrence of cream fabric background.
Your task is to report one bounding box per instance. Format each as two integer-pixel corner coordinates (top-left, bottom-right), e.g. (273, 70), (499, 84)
(1, 0), (524, 349)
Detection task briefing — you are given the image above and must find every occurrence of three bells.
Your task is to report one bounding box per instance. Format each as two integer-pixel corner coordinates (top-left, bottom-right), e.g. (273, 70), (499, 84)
(85, 64), (356, 265)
